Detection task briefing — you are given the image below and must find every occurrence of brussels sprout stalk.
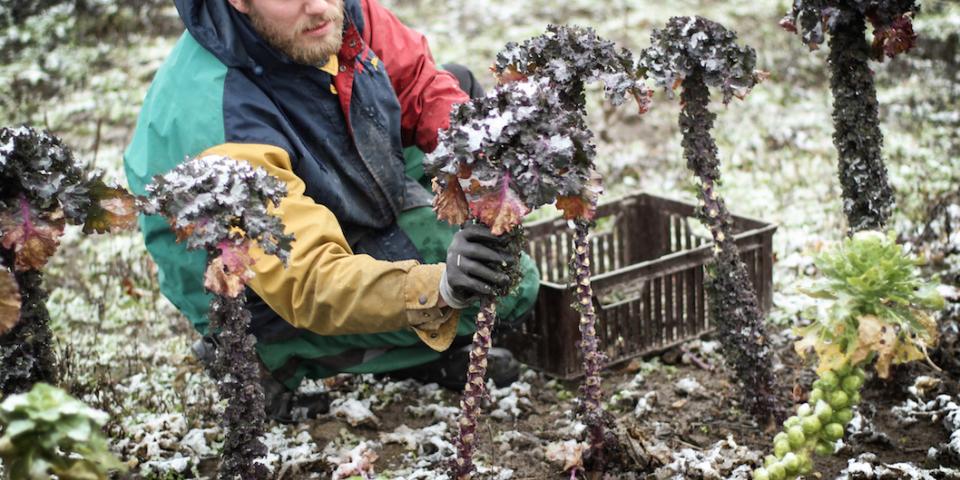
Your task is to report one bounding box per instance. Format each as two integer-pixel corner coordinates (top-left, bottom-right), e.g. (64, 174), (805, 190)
(781, 1), (920, 232)
(641, 17), (778, 421)
(453, 298), (500, 479)
(144, 155), (293, 480)
(0, 126), (137, 395)
(755, 231), (942, 479)
(571, 219), (607, 462)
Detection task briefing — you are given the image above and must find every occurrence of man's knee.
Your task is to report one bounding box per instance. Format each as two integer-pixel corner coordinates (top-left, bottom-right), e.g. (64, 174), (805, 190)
(442, 63), (485, 99)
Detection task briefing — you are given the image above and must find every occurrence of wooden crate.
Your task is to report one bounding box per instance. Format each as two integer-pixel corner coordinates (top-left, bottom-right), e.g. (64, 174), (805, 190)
(501, 192), (776, 379)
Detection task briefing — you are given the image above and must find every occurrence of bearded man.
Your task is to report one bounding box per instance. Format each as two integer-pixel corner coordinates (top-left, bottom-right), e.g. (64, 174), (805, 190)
(124, 0), (539, 421)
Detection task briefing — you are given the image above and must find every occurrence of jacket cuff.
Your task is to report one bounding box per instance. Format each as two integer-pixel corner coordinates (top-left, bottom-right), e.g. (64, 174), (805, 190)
(405, 264), (459, 351)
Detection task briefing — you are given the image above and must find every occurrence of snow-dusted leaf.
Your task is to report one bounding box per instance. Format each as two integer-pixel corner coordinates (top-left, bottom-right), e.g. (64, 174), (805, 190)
(0, 199), (66, 271)
(468, 176), (529, 236)
(82, 182), (138, 234)
(0, 265), (20, 335)
(432, 175), (469, 226)
(144, 155), (293, 265)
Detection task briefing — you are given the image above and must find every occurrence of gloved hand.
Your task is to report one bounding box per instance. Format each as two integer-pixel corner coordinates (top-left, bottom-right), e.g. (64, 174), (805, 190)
(440, 222), (515, 309)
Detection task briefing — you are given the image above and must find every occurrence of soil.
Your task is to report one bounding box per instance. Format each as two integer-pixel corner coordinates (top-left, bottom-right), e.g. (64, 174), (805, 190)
(303, 333), (959, 479)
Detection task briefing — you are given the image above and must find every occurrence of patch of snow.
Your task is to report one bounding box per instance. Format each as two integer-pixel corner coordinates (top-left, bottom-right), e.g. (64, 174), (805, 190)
(330, 398), (379, 427)
(633, 391), (659, 418)
(675, 377), (705, 397)
(652, 436), (761, 480)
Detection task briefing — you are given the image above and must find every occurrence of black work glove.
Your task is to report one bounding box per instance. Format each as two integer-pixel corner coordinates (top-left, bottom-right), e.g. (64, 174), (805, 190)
(440, 222), (515, 309)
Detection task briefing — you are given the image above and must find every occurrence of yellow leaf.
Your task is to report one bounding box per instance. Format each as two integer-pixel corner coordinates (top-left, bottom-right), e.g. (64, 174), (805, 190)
(815, 343), (849, 375)
(794, 323), (851, 374)
(853, 314), (929, 379)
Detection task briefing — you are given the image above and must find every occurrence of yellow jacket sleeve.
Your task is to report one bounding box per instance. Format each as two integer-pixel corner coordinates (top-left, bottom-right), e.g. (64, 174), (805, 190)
(200, 143), (458, 351)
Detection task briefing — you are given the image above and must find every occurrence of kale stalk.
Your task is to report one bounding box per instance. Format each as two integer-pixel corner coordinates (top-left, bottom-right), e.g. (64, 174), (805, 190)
(144, 155), (293, 480)
(429, 25), (648, 477)
(641, 17), (779, 421)
(781, 1), (920, 232)
(0, 126), (137, 395)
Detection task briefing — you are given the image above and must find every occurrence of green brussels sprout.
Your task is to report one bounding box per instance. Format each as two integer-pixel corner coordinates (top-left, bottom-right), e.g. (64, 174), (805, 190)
(787, 425), (806, 449)
(814, 400), (833, 423)
(818, 371), (839, 391)
(753, 467), (770, 480)
(801, 416), (822, 435)
(781, 452), (800, 474)
(834, 408), (854, 425)
(809, 388), (825, 404)
(824, 423), (845, 441)
(829, 390), (850, 409)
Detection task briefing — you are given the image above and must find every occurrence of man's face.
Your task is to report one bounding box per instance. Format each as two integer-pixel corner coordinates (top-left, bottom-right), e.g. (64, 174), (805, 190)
(231, 0), (345, 65)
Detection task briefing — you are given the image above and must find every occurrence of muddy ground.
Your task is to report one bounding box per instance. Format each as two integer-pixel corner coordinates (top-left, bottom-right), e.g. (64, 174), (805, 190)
(296, 328), (960, 479)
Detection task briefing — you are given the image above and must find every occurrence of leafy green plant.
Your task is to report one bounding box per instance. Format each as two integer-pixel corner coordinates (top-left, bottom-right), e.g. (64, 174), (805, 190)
(780, 1), (920, 232)
(0, 126), (136, 395)
(0, 382), (124, 480)
(753, 231), (942, 480)
(428, 24), (648, 478)
(639, 16), (779, 422)
(143, 155), (292, 480)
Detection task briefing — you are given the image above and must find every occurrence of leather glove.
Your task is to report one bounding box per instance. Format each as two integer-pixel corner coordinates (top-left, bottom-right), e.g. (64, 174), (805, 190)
(440, 222), (515, 309)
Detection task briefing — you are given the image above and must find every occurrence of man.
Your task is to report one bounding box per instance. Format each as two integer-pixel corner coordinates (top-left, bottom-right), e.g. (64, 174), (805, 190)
(124, 0), (540, 420)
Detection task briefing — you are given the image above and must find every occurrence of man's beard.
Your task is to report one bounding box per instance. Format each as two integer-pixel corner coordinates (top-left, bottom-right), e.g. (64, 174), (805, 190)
(247, 2), (345, 66)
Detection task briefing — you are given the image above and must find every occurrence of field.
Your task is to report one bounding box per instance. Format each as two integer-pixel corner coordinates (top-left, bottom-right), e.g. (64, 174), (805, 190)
(1, 0), (959, 478)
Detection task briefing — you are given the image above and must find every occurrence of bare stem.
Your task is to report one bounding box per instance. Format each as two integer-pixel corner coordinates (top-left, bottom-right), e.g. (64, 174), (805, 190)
(572, 220), (606, 461)
(452, 297), (498, 479)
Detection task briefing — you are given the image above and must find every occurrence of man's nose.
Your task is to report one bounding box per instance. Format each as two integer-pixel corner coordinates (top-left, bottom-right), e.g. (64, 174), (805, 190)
(304, 0), (333, 15)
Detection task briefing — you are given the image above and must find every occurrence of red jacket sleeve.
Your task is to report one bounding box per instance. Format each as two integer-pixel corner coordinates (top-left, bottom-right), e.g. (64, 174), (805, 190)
(360, 0), (469, 152)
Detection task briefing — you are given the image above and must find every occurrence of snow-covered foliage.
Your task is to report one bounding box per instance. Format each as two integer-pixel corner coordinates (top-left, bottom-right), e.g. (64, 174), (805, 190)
(143, 155), (292, 267)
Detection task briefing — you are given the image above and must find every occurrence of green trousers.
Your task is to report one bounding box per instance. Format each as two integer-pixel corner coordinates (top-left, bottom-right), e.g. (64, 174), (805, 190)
(255, 148), (540, 390)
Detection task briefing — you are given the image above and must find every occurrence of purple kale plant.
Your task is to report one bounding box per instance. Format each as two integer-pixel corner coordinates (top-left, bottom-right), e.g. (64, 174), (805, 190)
(0, 126), (137, 396)
(428, 25), (649, 477)
(780, 0), (919, 232)
(143, 155), (292, 480)
(640, 17), (780, 422)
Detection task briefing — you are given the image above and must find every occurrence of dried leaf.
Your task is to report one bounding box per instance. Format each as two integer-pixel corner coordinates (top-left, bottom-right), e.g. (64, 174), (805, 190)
(468, 176), (529, 236)
(494, 65), (528, 85)
(82, 183), (138, 234)
(556, 195), (594, 221)
(203, 244), (255, 298)
(0, 266), (20, 335)
(431, 175), (469, 226)
(544, 440), (585, 473)
(0, 199), (66, 271)
(851, 315), (926, 378)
